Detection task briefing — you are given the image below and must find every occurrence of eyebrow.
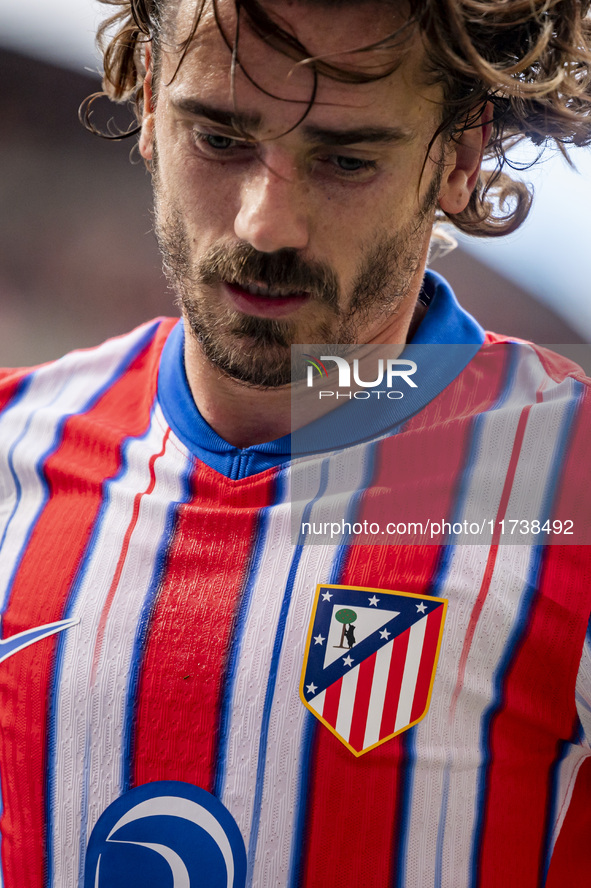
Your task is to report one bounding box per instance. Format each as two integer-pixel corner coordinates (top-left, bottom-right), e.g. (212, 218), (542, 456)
(174, 98), (262, 133)
(301, 124), (413, 146)
(173, 98), (413, 146)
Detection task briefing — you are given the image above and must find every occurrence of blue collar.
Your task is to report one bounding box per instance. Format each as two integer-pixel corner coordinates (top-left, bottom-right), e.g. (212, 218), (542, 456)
(157, 270), (485, 479)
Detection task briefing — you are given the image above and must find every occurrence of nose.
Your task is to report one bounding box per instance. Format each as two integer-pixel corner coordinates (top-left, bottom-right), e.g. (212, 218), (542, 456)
(234, 157), (310, 253)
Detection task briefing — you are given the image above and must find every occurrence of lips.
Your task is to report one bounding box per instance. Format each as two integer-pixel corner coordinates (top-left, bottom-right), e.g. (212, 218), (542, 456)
(224, 280), (310, 318)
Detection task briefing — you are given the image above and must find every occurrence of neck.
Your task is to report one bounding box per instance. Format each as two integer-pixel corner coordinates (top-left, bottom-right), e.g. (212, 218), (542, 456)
(183, 333), (294, 447)
(182, 282), (428, 450)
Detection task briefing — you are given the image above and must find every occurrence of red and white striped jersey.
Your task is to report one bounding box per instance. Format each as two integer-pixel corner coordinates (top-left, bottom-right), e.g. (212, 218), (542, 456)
(0, 272), (590, 887)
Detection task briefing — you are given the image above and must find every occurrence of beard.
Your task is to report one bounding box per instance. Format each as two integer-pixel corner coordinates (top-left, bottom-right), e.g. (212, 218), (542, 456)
(154, 176), (439, 388)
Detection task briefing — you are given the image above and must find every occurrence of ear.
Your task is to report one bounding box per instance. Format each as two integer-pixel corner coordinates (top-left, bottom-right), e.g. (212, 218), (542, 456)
(138, 44), (155, 164)
(437, 103), (493, 215)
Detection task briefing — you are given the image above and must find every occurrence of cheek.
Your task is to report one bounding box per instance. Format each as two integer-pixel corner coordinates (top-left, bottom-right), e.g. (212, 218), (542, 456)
(325, 168), (422, 231)
(158, 153), (239, 239)
(317, 178), (415, 262)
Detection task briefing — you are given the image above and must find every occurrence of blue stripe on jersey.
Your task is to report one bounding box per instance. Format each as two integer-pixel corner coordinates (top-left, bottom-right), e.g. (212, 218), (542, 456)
(288, 710), (317, 888)
(246, 459), (331, 885)
(392, 726), (417, 888)
(429, 409), (486, 595)
(434, 757), (452, 888)
(121, 441), (195, 793)
(44, 341), (160, 888)
(213, 467), (286, 800)
(327, 437), (382, 585)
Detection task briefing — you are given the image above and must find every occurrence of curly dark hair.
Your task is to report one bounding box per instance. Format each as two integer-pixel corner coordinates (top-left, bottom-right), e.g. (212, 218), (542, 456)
(85, 0), (591, 237)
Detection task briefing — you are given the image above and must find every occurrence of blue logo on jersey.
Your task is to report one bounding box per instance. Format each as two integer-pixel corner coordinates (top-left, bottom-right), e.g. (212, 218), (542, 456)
(0, 617), (78, 665)
(85, 781), (247, 888)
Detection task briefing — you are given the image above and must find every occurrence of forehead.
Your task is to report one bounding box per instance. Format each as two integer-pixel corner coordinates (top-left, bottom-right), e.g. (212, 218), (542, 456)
(171, 0), (410, 56)
(160, 0), (439, 133)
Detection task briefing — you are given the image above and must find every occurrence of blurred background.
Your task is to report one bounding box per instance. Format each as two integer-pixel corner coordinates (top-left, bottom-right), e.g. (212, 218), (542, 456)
(1, 0), (590, 367)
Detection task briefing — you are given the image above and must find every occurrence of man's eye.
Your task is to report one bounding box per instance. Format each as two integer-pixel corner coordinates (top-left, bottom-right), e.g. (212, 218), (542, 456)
(194, 132), (238, 150)
(333, 156), (368, 172)
(325, 155), (379, 177)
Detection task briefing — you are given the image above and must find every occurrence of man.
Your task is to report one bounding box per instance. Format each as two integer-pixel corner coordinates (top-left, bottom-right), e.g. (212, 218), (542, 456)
(1, 0), (590, 886)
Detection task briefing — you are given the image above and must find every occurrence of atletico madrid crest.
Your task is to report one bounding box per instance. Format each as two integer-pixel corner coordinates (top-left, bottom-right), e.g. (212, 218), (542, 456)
(300, 584), (447, 756)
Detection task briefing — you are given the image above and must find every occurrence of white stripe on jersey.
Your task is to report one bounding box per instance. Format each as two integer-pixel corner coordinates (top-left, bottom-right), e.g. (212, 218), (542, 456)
(0, 323), (157, 611)
(48, 405), (192, 888)
(395, 616), (427, 733)
(219, 441), (373, 887)
(363, 640), (395, 750)
(335, 664), (359, 741)
(309, 689), (325, 717)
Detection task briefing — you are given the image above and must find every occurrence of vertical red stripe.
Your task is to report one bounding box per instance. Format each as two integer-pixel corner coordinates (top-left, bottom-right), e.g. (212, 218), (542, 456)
(0, 325), (169, 888)
(348, 652), (377, 752)
(302, 727), (408, 888)
(322, 676), (342, 729)
(133, 462), (276, 793)
(380, 628), (410, 739)
(409, 607), (444, 724)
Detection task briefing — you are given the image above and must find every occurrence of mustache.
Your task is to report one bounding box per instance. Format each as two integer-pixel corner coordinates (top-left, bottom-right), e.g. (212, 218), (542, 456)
(195, 243), (340, 307)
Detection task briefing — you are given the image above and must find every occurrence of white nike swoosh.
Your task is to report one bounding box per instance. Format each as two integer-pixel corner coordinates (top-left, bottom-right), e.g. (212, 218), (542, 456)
(0, 617), (79, 664)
